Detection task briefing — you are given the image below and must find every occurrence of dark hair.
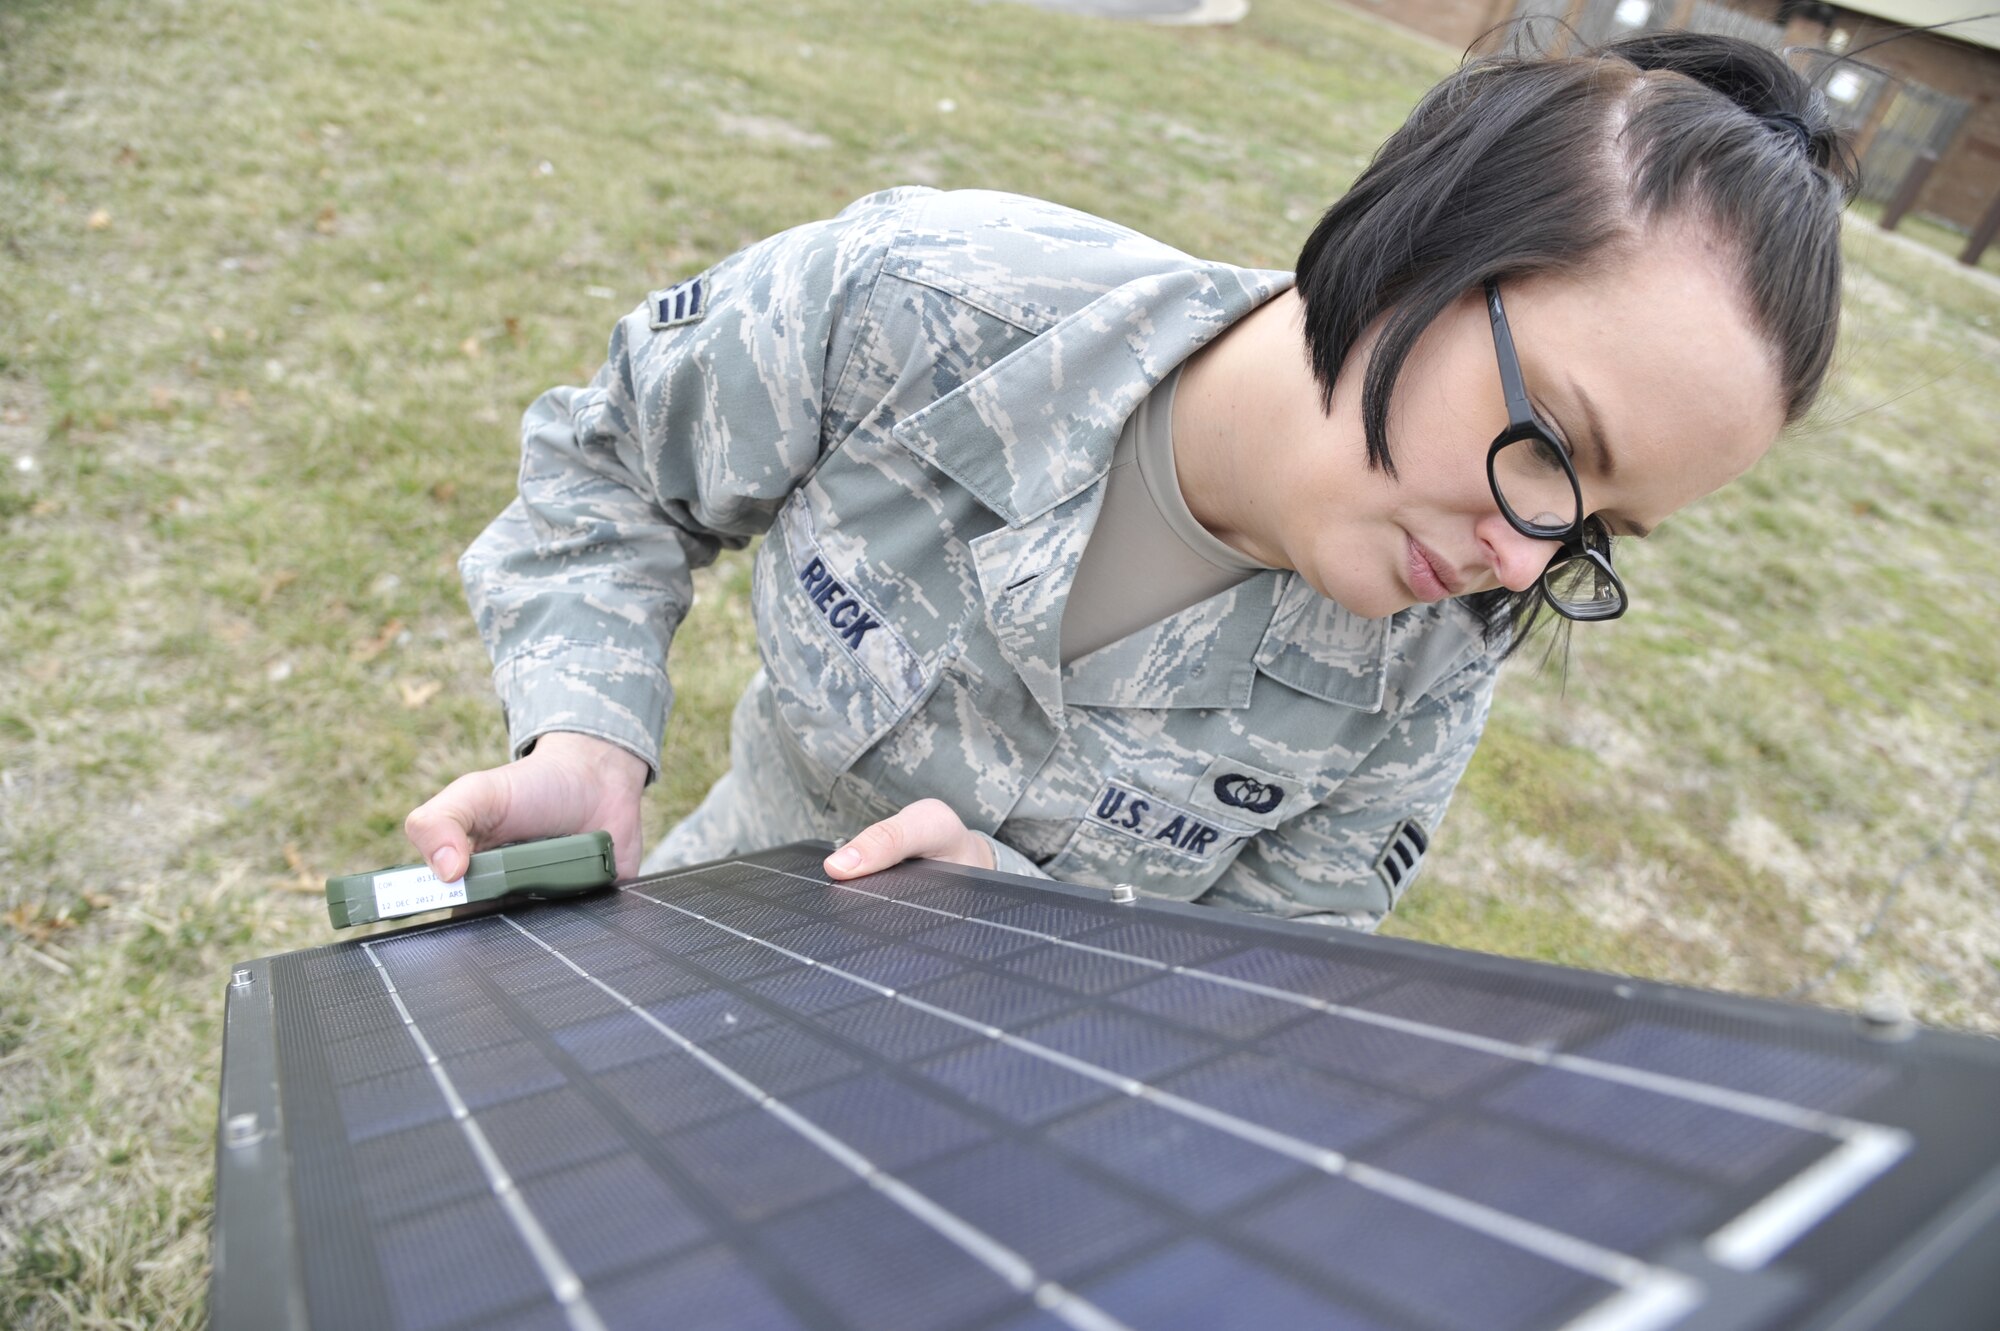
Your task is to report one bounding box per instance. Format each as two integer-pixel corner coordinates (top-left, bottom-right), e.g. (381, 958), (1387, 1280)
(1294, 30), (1859, 649)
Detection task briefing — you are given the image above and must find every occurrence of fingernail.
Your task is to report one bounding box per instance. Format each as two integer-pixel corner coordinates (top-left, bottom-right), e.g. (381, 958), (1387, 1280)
(829, 848), (860, 873)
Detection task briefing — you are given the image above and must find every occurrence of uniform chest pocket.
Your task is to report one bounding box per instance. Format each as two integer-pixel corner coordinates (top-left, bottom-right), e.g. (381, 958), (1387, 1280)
(753, 499), (934, 802)
(1041, 780), (1257, 902)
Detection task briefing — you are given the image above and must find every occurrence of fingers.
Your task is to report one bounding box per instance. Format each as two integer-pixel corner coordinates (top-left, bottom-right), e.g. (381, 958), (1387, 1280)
(824, 799), (994, 879)
(404, 769), (510, 882)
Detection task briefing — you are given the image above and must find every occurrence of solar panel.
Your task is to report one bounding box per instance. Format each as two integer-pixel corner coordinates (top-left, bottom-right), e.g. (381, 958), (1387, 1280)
(212, 843), (2000, 1331)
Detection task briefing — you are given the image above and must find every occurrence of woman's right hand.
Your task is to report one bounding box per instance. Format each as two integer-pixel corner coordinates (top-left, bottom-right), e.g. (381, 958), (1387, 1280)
(404, 731), (650, 882)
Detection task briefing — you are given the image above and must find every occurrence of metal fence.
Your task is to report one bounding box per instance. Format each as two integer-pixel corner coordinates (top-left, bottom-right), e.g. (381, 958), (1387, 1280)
(1859, 82), (1973, 204)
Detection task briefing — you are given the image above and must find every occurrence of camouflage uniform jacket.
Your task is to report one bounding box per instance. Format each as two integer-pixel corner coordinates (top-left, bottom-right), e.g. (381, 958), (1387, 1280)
(461, 187), (1501, 926)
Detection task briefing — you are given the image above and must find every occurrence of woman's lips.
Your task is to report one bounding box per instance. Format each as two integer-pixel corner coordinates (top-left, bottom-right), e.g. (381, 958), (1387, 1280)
(1406, 535), (1460, 601)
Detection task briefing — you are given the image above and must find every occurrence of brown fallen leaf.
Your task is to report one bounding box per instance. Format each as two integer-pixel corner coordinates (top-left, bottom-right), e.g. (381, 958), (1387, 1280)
(149, 385), (177, 414)
(259, 568), (299, 604)
(430, 480), (458, 504)
(280, 844), (321, 894)
(351, 617), (405, 662)
(398, 678), (443, 709)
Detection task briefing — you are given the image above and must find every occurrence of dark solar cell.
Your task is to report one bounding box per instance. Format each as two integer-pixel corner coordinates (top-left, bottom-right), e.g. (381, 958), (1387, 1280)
(308, 992), (405, 1043)
(705, 899), (822, 935)
(983, 900), (1116, 938)
(589, 1243), (812, 1331)
(323, 1022), (428, 1086)
(1073, 919), (1242, 967)
(641, 986), (777, 1045)
(902, 1139), (1171, 1280)
(1261, 1012), (1519, 1099)
(1111, 973), (1311, 1041)
(786, 1073), (989, 1172)
(590, 958), (709, 1007)
(412, 1002), (527, 1058)
(648, 886), (746, 919)
(818, 901), (950, 937)
(297, 945), (379, 980)
(810, 999), (981, 1062)
(1047, 1098), (1304, 1214)
(392, 975), (489, 1020)
(376, 1193), (549, 1331)
(558, 936), (663, 975)
(992, 944), (1160, 995)
(337, 1065), (453, 1143)
(438, 1296), (569, 1331)
(1239, 1176), (1607, 1331)
(763, 919), (894, 959)
(1356, 980), (1605, 1049)
(593, 1056), (747, 1135)
(1018, 1008), (1216, 1081)
(1361, 1116), (1716, 1255)
(684, 936), (803, 983)
(906, 919), (1044, 961)
(480, 955), (578, 997)
(1486, 1067), (1826, 1183)
(757, 1185), (1025, 1331)
(1160, 1052), (1418, 1152)
(744, 965), (876, 1017)
(448, 921), (558, 970)
(1193, 946), (1398, 1005)
(293, 963), (397, 1011)
(829, 941), (963, 989)
(526, 913), (614, 948)
(474, 1087), (625, 1181)
(370, 931), (474, 983)
(1577, 1021), (1894, 1113)
(874, 875), (1004, 918)
(439, 1041), (567, 1112)
(551, 1010), (671, 1074)
(352, 1119), (489, 1223)
(703, 1021), (864, 1097)
(1082, 1239), (1388, 1331)
(919, 1041), (1113, 1125)
(516, 1153), (708, 1278)
(904, 969), (1075, 1030)
(664, 1109), (855, 1222)
(600, 907), (735, 954)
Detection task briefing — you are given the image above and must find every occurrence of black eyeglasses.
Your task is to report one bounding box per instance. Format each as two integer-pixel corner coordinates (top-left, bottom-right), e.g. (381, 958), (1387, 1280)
(1483, 281), (1628, 622)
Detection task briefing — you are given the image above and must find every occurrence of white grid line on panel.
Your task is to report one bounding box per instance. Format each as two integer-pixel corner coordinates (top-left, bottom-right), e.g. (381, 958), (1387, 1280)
(359, 941), (608, 1331)
(494, 914), (1133, 1331)
(624, 887), (1700, 1331)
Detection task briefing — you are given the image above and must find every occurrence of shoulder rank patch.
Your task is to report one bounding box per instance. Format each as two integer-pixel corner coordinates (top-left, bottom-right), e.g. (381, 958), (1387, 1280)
(1373, 817), (1430, 899)
(648, 276), (706, 330)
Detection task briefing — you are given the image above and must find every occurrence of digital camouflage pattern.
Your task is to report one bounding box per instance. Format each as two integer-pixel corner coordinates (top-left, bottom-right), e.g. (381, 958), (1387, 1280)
(462, 188), (1501, 927)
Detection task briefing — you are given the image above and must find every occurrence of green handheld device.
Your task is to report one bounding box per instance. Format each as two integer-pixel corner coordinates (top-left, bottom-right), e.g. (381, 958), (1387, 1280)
(324, 831), (617, 929)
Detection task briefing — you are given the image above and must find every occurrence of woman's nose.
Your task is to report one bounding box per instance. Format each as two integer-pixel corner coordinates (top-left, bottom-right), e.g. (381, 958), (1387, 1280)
(1481, 516), (1562, 594)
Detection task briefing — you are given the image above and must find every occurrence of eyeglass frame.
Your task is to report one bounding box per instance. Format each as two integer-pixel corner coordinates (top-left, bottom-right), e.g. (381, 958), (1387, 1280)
(1481, 280), (1628, 622)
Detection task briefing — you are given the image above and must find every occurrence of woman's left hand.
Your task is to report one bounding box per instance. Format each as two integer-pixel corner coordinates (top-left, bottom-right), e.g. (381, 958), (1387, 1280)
(823, 798), (997, 879)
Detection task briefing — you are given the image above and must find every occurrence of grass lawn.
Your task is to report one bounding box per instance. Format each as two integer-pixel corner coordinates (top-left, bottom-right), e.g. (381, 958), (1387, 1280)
(2, 0), (1996, 1323)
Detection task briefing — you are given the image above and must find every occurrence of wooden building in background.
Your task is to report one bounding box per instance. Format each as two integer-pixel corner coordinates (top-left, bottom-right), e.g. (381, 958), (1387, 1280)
(1341, 0), (2000, 234)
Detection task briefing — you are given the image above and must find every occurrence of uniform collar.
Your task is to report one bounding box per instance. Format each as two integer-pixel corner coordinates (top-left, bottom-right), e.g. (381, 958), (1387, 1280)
(890, 263), (1291, 525)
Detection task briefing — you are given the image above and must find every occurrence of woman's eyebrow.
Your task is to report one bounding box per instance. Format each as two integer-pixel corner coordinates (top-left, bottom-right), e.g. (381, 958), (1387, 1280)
(1568, 379), (1652, 538)
(1570, 378), (1616, 479)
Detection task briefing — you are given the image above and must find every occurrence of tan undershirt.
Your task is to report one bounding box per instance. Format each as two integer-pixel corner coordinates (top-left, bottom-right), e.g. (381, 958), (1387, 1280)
(1059, 368), (1275, 666)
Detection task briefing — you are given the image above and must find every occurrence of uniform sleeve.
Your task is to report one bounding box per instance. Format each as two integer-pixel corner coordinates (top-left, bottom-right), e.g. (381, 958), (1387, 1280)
(1199, 660), (1499, 928)
(459, 190), (920, 777)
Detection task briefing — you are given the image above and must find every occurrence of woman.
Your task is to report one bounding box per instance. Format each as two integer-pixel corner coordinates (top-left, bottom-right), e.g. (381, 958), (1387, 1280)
(405, 32), (1853, 926)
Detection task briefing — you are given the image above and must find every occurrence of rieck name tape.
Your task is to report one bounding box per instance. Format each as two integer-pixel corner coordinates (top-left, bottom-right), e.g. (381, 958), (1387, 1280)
(372, 864), (469, 917)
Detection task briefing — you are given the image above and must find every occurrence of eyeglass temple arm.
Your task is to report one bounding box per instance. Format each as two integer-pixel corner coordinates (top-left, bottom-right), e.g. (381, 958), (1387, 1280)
(1483, 283), (1537, 425)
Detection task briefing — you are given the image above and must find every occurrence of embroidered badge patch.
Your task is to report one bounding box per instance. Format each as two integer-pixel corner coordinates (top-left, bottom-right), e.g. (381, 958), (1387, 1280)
(648, 276), (706, 330)
(1213, 773), (1285, 815)
(1373, 818), (1430, 897)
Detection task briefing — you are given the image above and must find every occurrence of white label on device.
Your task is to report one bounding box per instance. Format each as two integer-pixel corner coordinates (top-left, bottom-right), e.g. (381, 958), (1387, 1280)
(372, 865), (469, 917)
